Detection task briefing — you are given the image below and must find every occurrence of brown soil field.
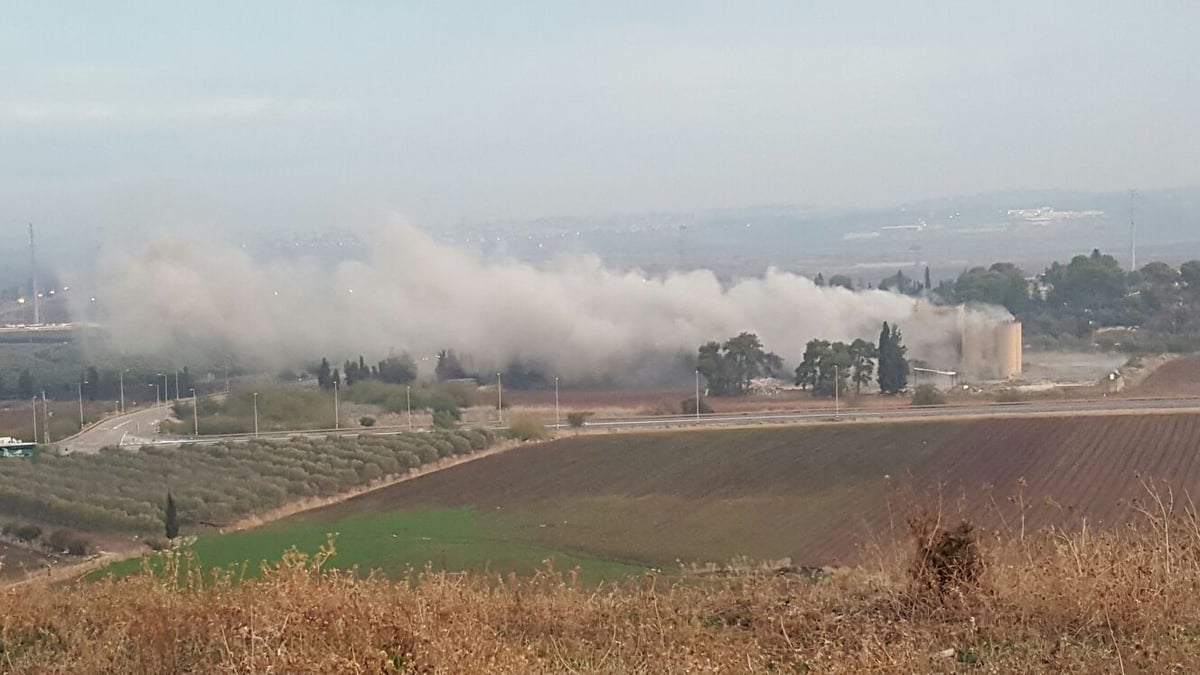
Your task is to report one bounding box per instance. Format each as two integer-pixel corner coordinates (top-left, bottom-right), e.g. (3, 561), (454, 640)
(298, 412), (1200, 567)
(1131, 355), (1200, 396)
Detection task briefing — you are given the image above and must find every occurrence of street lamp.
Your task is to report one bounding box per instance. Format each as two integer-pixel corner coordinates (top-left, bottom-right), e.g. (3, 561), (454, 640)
(77, 379), (87, 428)
(406, 385), (412, 431)
(554, 377), (560, 430)
(41, 391), (49, 444)
(694, 369), (701, 422)
(497, 373), (503, 424)
(333, 380), (340, 430)
(119, 369), (127, 414)
(31, 397), (37, 444)
(174, 370), (180, 402)
(834, 365), (840, 419)
(253, 392), (259, 438)
(189, 388), (198, 436)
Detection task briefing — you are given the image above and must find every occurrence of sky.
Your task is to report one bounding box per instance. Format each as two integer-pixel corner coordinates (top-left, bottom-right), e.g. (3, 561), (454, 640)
(2, 2), (1198, 237)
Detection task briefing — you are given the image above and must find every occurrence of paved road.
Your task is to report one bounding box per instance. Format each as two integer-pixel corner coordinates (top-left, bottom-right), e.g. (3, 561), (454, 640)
(55, 404), (173, 454)
(52, 395), (1200, 452)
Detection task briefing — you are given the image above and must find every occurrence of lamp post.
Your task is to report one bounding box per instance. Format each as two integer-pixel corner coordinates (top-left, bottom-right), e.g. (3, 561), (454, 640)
(333, 380), (340, 430)
(253, 392), (259, 438)
(77, 380), (86, 428)
(41, 391), (49, 444)
(694, 369), (701, 422)
(119, 369), (126, 414)
(406, 385), (412, 431)
(189, 388), (198, 436)
(834, 365), (840, 419)
(31, 397), (37, 444)
(554, 377), (560, 430)
(496, 373), (503, 424)
(174, 370), (180, 402)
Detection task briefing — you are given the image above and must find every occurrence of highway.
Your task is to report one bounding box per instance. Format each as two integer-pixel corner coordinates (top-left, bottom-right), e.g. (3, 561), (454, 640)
(51, 394), (1200, 453)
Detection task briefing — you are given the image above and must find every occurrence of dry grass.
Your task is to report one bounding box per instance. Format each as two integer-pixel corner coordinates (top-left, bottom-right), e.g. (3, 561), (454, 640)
(4, 484), (1200, 671)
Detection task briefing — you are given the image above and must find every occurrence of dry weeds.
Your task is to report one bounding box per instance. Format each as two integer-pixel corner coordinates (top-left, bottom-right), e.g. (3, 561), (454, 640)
(4, 484), (1200, 672)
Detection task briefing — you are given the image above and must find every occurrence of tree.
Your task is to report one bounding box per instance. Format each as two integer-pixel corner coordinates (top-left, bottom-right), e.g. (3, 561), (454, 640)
(17, 369), (34, 399)
(877, 322), (909, 394)
(84, 366), (100, 401)
(814, 273), (826, 287)
(377, 354), (417, 385)
(924, 266), (932, 293)
(828, 274), (854, 290)
(316, 358), (332, 389)
(880, 270), (916, 295)
(794, 339), (828, 390)
(849, 338), (877, 394)
(697, 333), (781, 396)
(331, 368), (341, 389)
(1181, 260), (1200, 290)
(164, 491), (179, 540)
(435, 350), (467, 381)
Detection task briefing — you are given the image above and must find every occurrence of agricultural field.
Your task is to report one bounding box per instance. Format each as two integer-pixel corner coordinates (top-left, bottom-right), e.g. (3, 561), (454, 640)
(0, 429), (499, 568)
(1131, 355), (1200, 397)
(133, 411), (1200, 581)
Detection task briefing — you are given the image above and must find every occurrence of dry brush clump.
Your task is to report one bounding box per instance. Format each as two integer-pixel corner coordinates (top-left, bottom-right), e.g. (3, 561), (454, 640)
(7, 488), (1200, 671)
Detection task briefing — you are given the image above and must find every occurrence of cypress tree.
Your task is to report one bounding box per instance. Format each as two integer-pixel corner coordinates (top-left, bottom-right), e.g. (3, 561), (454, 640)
(164, 491), (179, 540)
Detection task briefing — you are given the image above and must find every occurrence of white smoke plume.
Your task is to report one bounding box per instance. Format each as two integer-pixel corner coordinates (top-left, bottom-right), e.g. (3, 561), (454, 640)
(83, 221), (1007, 383)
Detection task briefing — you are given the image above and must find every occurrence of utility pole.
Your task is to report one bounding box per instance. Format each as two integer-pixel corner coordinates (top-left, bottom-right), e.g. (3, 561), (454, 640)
(497, 373), (503, 424)
(834, 365), (840, 419)
(694, 370), (701, 421)
(554, 377), (560, 429)
(190, 388), (198, 436)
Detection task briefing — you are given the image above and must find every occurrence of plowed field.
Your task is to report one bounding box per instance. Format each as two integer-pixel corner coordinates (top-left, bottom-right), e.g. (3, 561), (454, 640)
(266, 412), (1200, 569)
(1132, 356), (1200, 396)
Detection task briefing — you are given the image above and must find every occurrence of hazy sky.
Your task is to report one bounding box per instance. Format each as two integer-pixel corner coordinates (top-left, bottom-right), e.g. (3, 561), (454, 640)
(2, 2), (1198, 234)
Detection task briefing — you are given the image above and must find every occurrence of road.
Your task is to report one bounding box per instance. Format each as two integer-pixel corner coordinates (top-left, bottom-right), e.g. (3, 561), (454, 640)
(55, 404), (172, 454)
(52, 394), (1200, 453)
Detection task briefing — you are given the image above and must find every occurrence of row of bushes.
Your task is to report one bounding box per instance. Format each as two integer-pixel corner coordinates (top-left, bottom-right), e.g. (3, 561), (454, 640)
(2, 522), (96, 556)
(0, 429), (498, 535)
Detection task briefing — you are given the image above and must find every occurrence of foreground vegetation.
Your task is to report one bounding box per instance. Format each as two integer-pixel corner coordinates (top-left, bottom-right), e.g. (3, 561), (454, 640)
(6, 502), (1200, 671)
(0, 430), (497, 536)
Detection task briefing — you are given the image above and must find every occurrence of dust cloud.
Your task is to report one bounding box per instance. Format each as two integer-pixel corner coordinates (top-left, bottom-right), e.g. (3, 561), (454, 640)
(82, 222), (1004, 384)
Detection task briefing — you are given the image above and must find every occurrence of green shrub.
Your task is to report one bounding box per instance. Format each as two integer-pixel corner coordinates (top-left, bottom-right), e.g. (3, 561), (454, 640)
(47, 529), (95, 556)
(566, 412), (593, 428)
(359, 416), (376, 427)
(3, 522), (42, 542)
(911, 385), (946, 406)
(432, 410), (459, 429)
(508, 416), (549, 441)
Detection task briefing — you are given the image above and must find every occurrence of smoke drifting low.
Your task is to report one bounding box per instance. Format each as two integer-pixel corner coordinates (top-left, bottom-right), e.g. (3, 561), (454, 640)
(84, 222), (1005, 385)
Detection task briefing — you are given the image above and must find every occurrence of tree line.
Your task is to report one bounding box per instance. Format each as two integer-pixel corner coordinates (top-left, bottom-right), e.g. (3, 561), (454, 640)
(696, 323), (909, 398)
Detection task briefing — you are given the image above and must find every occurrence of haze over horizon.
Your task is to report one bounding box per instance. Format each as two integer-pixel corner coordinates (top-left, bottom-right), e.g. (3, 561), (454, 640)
(3, 2), (1198, 241)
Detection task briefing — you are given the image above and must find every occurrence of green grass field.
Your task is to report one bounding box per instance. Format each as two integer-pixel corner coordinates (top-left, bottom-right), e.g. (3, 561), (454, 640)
(96, 508), (647, 585)
(92, 413), (1200, 584)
